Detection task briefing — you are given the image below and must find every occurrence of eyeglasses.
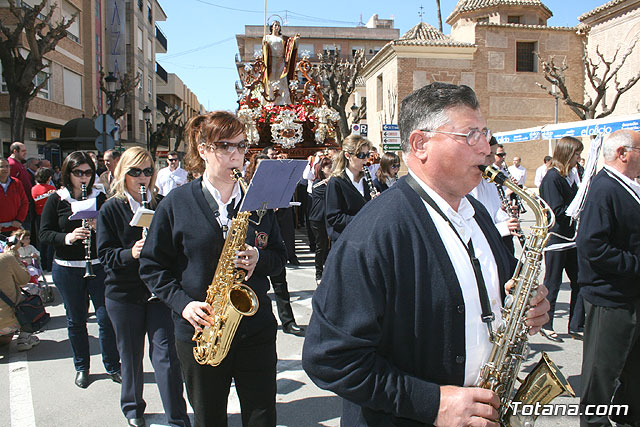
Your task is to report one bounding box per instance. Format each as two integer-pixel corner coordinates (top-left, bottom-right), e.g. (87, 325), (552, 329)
(126, 167), (154, 177)
(167, 158), (179, 162)
(626, 146), (640, 152)
(71, 169), (94, 178)
(353, 151), (370, 160)
(391, 164), (400, 169)
(496, 153), (507, 158)
(421, 128), (492, 146)
(202, 141), (249, 154)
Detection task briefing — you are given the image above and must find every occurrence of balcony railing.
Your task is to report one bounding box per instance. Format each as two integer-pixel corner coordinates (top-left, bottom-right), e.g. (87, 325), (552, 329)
(155, 25), (167, 51)
(156, 62), (168, 83)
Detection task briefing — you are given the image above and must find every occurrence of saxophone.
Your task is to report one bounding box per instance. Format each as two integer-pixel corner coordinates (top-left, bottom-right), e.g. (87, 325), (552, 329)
(192, 169), (259, 366)
(476, 165), (575, 427)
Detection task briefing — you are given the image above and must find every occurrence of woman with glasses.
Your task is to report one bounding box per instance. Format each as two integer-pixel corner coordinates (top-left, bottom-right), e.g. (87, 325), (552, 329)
(97, 147), (190, 427)
(309, 155), (333, 285)
(139, 111), (287, 426)
(539, 136), (585, 342)
(325, 134), (375, 244)
(372, 152), (401, 193)
(39, 151), (120, 388)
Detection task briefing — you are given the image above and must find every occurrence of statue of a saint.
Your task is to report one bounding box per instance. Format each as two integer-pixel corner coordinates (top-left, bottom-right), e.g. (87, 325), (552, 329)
(262, 21), (299, 106)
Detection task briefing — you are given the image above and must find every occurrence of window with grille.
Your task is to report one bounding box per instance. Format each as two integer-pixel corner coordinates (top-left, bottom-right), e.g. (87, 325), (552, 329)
(516, 42), (536, 72)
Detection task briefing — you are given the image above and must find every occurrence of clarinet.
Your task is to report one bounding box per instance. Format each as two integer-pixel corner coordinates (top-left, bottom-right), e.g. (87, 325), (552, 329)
(502, 166), (527, 214)
(140, 185), (158, 302)
(496, 181), (526, 247)
(362, 166), (379, 200)
(81, 184), (96, 279)
(139, 185), (148, 239)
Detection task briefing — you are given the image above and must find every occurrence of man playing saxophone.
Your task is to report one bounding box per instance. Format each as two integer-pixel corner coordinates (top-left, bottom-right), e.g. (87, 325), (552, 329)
(140, 111), (287, 427)
(303, 82), (550, 426)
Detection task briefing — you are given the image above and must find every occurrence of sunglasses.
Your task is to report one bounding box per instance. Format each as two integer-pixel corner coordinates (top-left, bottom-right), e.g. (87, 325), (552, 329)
(391, 164), (400, 168)
(126, 167), (154, 177)
(497, 153), (507, 158)
(214, 141), (249, 154)
(167, 158), (179, 162)
(354, 152), (370, 160)
(71, 169), (94, 178)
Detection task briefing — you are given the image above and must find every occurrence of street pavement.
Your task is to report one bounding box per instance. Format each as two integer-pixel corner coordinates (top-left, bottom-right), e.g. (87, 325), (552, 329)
(1, 214), (584, 427)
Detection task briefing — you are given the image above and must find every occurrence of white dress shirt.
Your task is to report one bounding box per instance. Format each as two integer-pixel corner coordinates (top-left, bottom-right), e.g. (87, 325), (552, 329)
(345, 168), (365, 197)
(408, 169), (504, 386)
(470, 179), (512, 237)
(534, 164), (549, 188)
(508, 164), (527, 186)
(156, 166), (188, 196)
(201, 176), (242, 238)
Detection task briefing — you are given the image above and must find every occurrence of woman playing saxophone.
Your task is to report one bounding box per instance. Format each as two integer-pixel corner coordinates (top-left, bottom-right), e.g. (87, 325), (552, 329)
(139, 111), (287, 426)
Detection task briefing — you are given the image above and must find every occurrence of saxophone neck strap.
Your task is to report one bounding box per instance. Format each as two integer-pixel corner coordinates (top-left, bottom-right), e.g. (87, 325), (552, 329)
(405, 174), (496, 337)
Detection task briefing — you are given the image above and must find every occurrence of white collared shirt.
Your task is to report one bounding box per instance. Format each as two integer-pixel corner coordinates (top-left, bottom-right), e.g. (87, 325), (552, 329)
(345, 168), (365, 197)
(603, 165), (640, 205)
(156, 166), (188, 196)
(408, 169), (503, 386)
(508, 165), (527, 186)
(124, 190), (150, 215)
(201, 176), (242, 238)
(469, 179), (512, 237)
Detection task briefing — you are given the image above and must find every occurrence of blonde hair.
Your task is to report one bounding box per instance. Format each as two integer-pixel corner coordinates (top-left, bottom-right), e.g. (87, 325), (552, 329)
(331, 134), (372, 177)
(110, 147), (158, 205)
(551, 136), (583, 177)
(11, 229), (29, 240)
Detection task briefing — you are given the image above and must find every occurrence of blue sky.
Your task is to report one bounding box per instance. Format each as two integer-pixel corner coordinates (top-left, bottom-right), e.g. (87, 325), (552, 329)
(157, 0), (607, 112)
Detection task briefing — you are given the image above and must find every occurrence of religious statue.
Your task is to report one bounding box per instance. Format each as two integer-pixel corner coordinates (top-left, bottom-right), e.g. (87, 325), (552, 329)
(262, 21), (299, 106)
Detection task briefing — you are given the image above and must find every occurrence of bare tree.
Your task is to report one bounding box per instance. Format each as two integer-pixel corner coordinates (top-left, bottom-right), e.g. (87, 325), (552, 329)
(0, 0), (75, 142)
(149, 106), (184, 160)
(537, 38), (640, 120)
(313, 48), (367, 142)
(98, 70), (141, 121)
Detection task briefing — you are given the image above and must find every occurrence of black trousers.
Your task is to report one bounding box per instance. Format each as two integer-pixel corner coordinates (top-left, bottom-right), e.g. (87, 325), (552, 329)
(270, 267), (295, 327)
(275, 207), (297, 263)
(581, 300), (640, 426)
(175, 323), (277, 427)
(106, 298), (190, 426)
(309, 220), (329, 281)
(543, 248), (584, 331)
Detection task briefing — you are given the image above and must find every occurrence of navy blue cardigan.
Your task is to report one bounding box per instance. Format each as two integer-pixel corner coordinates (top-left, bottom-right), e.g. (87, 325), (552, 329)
(577, 170), (640, 307)
(97, 195), (162, 304)
(138, 178), (287, 343)
(325, 172), (373, 242)
(539, 168), (577, 245)
(302, 176), (515, 426)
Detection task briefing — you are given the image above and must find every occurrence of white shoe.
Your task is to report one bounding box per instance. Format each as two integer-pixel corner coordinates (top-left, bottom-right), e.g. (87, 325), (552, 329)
(16, 333), (40, 351)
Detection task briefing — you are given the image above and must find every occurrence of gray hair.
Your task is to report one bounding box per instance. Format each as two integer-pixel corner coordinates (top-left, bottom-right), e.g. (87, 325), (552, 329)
(398, 82), (480, 153)
(603, 130), (636, 161)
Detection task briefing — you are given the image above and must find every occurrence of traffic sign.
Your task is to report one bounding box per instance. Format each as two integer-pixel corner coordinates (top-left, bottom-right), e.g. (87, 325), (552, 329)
(382, 124), (399, 131)
(95, 134), (115, 152)
(352, 123), (368, 136)
(383, 143), (402, 151)
(95, 114), (117, 133)
(382, 130), (400, 138)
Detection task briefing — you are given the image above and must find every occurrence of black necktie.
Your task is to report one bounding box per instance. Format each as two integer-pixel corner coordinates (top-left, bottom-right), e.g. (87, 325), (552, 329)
(227, 198), (238, 219)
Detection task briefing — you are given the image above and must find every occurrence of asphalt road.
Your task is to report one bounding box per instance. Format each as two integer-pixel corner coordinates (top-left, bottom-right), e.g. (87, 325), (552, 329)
(1, 218), (584, 427)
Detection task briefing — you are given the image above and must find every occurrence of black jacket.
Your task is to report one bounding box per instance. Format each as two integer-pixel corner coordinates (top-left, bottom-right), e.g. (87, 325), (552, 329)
(39, 190), (106, 261)
(325, 172), (373, 242)
(139, 178), (287, 343)
(97, 194), (162, 304)
(309, 179), (327, 223)
(302, 176), (516, 426)
(539, 168), (577, 245)
(577, 169), (640, 307)
(372, 177), (388, 194)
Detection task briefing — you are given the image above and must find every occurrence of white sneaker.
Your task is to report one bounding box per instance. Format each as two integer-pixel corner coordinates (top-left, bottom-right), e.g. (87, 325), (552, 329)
(16, 333), (40, 351)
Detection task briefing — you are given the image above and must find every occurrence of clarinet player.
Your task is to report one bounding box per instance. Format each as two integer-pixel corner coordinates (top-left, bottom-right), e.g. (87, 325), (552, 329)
(97, 147), (190, 427)
(39, 151), (120, 389)
(139, 111), (286, 426)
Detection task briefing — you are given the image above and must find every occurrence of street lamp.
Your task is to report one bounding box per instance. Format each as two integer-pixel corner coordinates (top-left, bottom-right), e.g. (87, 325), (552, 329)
(105, 72), (118, 98)
(551, 84), (559, 124)
(143, 106), (152, 152)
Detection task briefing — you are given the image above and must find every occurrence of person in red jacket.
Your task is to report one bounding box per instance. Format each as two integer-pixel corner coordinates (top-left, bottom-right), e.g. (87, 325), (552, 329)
(31, 167), (56, 270)
(0, 157), (28, 237)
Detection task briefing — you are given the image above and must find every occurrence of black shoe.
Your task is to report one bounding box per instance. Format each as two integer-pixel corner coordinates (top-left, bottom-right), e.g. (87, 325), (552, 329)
(127, 417), (145, 427)
(75, 370), (90, 388)
(568, 330), (584, 341)
(288, 258), (301, 266)
(540, 328), (564, 343)
(283, 322), (306, 337)
(108, 371), (122, 384)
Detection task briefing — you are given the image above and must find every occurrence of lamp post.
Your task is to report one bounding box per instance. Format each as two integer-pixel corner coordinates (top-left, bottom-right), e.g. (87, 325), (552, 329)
(551, 84), (559, 124)
(104, 72), (120, 149)
(143, 106), (152, 152)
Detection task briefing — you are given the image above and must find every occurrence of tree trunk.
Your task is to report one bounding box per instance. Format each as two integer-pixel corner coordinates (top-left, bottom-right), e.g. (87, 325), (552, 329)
(9, 92), (30, 142)
(435, 0), (443, 33)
